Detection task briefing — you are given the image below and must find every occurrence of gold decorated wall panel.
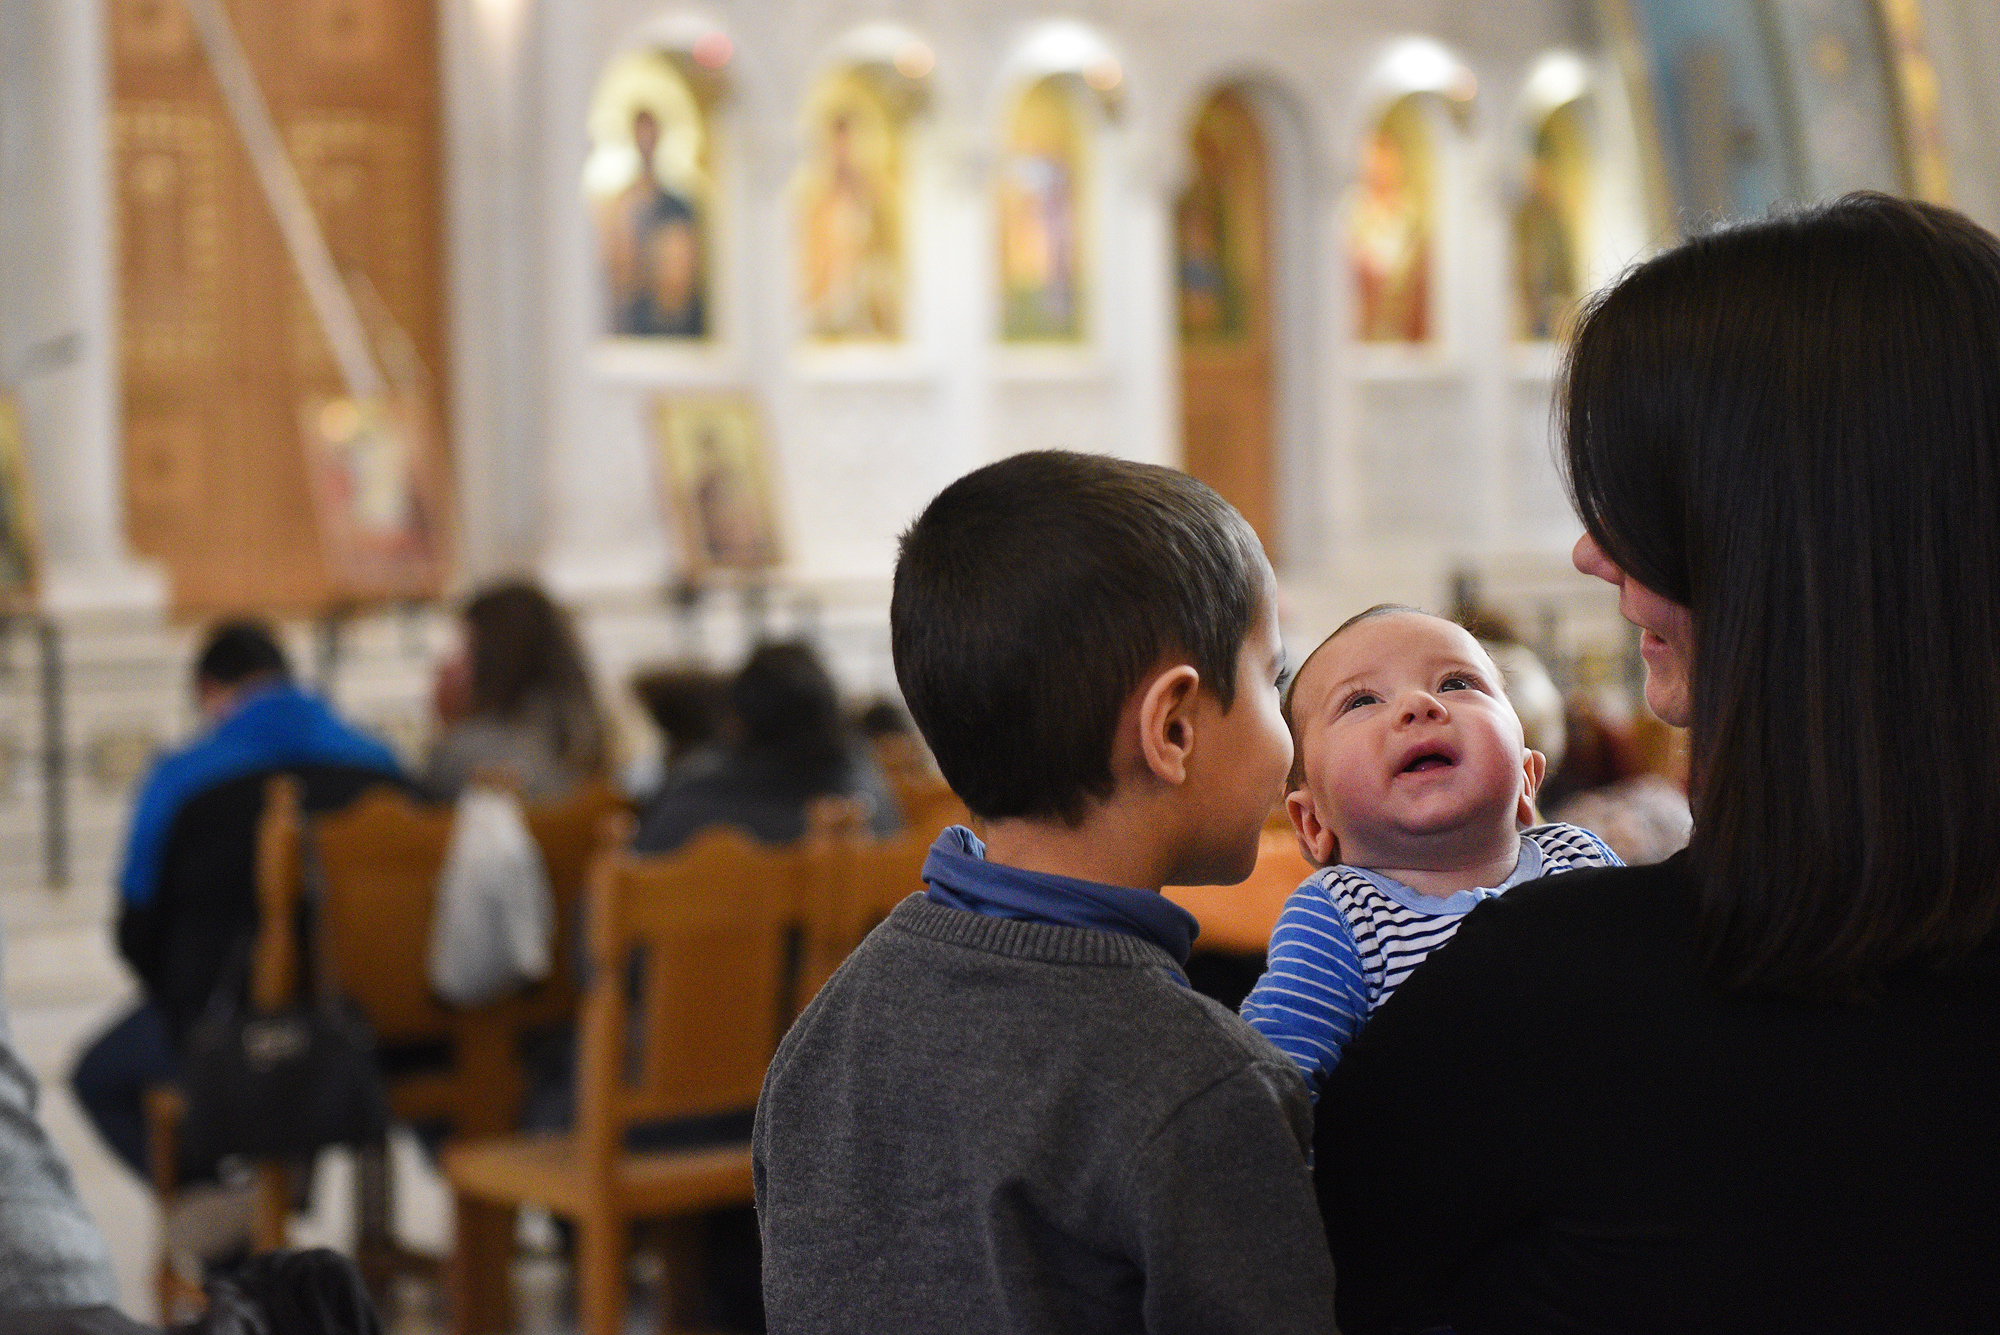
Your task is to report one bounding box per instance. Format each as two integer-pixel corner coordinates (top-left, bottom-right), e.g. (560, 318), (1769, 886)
(110, 0), (449, 616)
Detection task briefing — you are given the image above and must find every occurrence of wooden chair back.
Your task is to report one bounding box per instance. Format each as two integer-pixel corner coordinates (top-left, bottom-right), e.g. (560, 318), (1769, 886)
(516, 781), (629, 1027)
(311, 786), (459, 1045)
(798, 826), (931, 1009)
(576, 829), (808, 1149)
(251, 775), (305, 1013)
(309, 779), (630, 1046)
(893, 774), (972, 843)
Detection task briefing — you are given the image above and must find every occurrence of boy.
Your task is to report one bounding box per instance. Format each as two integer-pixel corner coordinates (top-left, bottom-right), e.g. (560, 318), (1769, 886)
(754, 451), (1336, 1333)
(1241, 605), (1617, 1096)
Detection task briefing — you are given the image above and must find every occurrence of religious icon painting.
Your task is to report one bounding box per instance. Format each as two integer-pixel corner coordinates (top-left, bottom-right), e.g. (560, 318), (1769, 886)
(300, 393), (445, 600)
(651, 393), (783, 577)
(999, 77), (1088, 342)
(1351, 96), (1435, 343)
(1514, 102), (1587, 342)
(1176, 86), (1278, 556)
(1764, 0), (1907, 199)
(797, 69), (905, 342)
(1176, 88), (1269, 346)
(585, 48), (714, 340)
(0, 395), (40, 615)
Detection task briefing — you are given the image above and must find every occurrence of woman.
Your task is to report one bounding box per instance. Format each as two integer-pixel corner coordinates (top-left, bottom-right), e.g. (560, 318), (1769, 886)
(1316, 194), (2000, 1332)
(424, 580), (609, 801)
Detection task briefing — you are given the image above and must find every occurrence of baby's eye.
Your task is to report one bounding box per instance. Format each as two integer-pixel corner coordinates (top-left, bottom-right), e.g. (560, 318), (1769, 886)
(1340, 691), (1381, 713)
(1439, 675), (1475, 693)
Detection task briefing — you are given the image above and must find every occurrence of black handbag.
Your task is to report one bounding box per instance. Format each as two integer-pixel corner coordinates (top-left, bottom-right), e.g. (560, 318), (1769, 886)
(178, 821), (388, 1171)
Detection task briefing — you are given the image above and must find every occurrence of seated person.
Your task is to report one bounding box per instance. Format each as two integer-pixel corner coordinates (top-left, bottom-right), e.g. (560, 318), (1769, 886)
(1241, 605), (1618, 1096)
(0, 936), (118, 1314)
(424, 581), (609, 802)
(72, 620), (403, 1183)
(624, 664), (729, 801)
(632, 642), (898, 853)
(756, 450), (1335, 1331)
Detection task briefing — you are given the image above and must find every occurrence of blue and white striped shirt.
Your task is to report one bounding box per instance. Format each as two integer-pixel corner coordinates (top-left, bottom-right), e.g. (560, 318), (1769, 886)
(1241, 823), (1618, 1098)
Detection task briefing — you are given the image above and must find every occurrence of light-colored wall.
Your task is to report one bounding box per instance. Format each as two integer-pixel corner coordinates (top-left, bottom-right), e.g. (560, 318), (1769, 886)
(4, 0), (1999, 1312)
(440, 0), (1661, 713)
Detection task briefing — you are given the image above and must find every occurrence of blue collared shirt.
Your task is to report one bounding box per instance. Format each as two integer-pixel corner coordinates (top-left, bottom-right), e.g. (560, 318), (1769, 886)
(921, 825), (1201, 966)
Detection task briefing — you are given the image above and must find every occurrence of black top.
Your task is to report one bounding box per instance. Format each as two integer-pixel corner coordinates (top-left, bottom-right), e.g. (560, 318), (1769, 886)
(1315, 852), (2000, 1335)
(117, 763), (414, 1041)
(631, 743), (899, 855)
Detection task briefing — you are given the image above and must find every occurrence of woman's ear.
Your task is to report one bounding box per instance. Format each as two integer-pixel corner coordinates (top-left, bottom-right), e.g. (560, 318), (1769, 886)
(1136, 665), (1201, 786)
(1517, 748), (1549, 826)
(1287, 789), (1340, 866)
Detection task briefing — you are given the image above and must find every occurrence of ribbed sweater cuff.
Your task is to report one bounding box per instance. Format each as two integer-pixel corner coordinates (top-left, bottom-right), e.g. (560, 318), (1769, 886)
(889, 894), (1188, 972)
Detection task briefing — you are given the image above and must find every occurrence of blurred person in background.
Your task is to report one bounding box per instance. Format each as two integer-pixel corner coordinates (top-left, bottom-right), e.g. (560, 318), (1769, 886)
(625, 665), (731, 801)
(74, 622), (401, 1184)
(0, 946), (119, 1315)
(1544, 691), (1691, 866)
(424, 581), (609, 802)
(632, 641), (899, 853)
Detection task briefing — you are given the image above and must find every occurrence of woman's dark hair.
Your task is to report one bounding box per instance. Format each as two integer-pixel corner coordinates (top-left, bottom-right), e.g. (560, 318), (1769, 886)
(1562, 192), (2000, 996)
(462, 580), (606, 772)
(730, 641), (848, 783)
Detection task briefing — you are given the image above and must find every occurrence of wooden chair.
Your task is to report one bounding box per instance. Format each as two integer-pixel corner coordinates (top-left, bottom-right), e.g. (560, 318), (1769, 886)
(797, 822), (931, 1012)
(147, 774), (308, 1319)
(313, 779), (626, 1131)
(309, 780), (627, 1311)
(442, 826), (809, 1335)
(891, 773), (972, 843)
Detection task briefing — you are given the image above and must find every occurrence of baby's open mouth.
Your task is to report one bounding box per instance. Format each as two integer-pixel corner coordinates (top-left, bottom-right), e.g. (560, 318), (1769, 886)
(1401, 752), (1454, 774)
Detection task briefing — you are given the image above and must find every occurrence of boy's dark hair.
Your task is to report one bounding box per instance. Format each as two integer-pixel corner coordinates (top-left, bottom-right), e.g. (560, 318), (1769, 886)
(891, 450), (1268, 826)
(194, 619), (290, 689)
(1279, 604), (1423, 793)
(1562, 192), (2000, 997)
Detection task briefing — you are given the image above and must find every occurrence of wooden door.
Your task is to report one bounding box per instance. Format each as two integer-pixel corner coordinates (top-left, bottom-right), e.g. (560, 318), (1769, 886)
(1176, 88), (1276, 558)
(110, 0), (448, 615)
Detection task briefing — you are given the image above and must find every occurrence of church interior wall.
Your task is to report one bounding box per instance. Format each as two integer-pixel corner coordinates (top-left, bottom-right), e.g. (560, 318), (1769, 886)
(0, 0), (1979, 932)
(520, 0), (1634, 687)
(1, 1), (1997, 1307)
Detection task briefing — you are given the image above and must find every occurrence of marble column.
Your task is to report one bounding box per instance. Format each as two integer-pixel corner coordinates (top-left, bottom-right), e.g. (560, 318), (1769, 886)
(0, 0), (165, 617)
(444, 0), (552, 583)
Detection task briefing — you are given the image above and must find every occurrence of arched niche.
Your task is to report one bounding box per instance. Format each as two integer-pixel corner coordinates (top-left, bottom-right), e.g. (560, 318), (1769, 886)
(584, 44), (728, 343)
(1168, 74), (1321, 567)
(794, 47), (931, 345)
(1351, 92), (1449, 344)
(1513, 98), (1589, 342)
(1341, 39), (1478, 353)
(1507, 51), (1655, 346)
(996, 75), (1098, 344)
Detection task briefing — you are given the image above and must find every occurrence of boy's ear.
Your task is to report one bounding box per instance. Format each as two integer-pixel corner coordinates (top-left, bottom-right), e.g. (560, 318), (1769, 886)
(1136, 664), (1201, 786)
(1286, 789), (1339, 866)
(1517, 748), (1548, 826)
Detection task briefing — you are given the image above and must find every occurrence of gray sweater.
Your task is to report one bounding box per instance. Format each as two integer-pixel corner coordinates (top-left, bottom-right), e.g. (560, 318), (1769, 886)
(0, 985), (116, 1310)
(754, 895), (1336, 1334)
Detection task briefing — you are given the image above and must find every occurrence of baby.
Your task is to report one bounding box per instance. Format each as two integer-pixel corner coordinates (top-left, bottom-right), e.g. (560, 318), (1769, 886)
(1242, 604), (1618, 1096)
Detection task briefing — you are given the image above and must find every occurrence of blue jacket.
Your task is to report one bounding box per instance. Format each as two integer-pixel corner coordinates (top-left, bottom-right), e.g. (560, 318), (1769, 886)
(118, 681), (402, 908)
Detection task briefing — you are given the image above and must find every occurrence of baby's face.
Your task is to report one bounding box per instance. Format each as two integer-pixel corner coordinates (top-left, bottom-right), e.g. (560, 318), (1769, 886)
(1289, 612), (1536, 869)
